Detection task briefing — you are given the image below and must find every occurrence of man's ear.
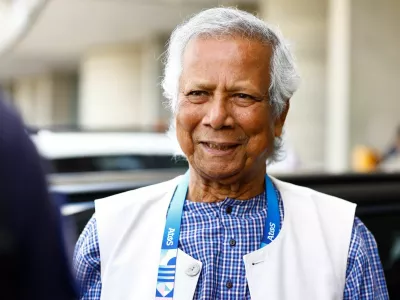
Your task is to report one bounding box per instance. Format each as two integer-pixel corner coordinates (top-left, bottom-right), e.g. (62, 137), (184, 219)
(274, 100), (290, 138)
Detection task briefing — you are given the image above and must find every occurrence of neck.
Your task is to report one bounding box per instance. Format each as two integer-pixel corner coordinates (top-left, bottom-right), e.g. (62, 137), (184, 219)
(187, 167), (265, 203)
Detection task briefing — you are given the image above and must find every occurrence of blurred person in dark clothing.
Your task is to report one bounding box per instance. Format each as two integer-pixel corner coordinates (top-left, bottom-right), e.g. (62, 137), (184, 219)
(0, 96), (77, 299)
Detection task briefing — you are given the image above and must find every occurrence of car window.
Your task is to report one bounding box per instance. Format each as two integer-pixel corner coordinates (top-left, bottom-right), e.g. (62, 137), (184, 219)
(49, 155), (188, 173)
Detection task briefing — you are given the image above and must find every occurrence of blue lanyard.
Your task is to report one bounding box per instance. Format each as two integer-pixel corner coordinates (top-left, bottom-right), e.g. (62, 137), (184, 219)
(155, 172), (281, 299)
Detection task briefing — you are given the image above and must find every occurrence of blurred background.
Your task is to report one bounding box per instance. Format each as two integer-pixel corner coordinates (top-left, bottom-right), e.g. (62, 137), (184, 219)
(1, 0), (399, 174)
(0, 0), (399, 296)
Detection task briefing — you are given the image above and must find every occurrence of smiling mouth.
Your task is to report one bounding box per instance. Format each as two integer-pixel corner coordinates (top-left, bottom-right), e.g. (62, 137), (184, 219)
(201, 142), (240, 151)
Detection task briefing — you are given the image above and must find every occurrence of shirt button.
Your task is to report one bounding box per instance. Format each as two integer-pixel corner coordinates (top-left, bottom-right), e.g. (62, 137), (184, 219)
(229, 239), (236, 247)
(185, 263), (201, 277)
(226, 206), (233, 214)
(226, 280), (233, 289)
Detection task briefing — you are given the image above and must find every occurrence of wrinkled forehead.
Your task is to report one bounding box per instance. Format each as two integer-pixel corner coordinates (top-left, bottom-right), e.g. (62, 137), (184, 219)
(182, 34), (272, 64)
(179, 36), (273, 89)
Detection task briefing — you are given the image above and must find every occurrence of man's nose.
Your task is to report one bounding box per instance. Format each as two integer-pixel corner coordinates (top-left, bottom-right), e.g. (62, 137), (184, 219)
(202, 95), (234, 129)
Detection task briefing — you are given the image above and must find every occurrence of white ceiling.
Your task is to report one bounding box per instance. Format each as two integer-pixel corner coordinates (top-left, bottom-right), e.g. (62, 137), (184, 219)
(0, 0), (257, 80)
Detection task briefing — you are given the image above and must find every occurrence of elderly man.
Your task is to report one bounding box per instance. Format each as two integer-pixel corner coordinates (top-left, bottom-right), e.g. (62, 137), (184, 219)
(74, 7), (388, 300)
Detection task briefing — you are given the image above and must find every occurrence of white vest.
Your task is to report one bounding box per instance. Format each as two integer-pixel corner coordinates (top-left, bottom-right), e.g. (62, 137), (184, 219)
(95, 176), (356, 300)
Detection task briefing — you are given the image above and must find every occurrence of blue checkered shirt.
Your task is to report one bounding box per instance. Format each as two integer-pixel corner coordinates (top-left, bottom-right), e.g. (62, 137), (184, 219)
(74, 189), (389, 299)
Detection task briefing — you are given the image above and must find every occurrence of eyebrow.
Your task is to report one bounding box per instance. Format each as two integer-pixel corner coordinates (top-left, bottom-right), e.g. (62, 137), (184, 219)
(227, 82), (262, 93)
(226, 81), (268, 99)
(184, 79), (265, 95)
(184, 80), (217, 91)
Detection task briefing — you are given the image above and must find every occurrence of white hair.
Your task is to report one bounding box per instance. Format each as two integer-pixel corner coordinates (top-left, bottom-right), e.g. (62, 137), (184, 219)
(162, 7), (300, 162)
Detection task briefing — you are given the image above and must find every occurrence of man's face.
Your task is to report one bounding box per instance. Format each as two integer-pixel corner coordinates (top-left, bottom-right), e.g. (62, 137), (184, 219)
(176, 37), (287, 182)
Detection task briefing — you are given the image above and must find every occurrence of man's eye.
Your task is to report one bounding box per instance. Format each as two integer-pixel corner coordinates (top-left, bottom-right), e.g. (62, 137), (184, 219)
(232, 93), (261, 106)
(235, 93), (255, 100)
(186, 90), (209, 103)
(187, 91), (209, 97)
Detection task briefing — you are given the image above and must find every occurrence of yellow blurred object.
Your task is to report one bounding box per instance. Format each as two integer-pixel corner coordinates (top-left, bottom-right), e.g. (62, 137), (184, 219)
(352, 146), (379, 172)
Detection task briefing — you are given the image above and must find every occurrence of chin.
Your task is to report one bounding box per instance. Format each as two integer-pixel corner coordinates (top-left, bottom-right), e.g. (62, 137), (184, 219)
(197, 164), (243, 181)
